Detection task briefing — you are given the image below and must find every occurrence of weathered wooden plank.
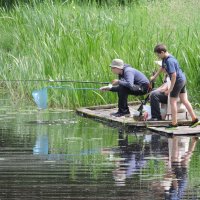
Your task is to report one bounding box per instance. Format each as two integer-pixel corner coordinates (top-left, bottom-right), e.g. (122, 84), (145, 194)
(148, 126), (200, 135)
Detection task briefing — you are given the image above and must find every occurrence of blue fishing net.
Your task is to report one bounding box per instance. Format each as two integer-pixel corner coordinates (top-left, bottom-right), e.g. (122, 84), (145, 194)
(32, 87), (48, 109)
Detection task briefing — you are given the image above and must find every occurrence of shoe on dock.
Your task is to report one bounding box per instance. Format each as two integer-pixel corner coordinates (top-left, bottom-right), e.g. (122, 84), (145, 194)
(110, 111), (130, 117)
(165, 123), (178, 130)
(190, 118), (200, 128)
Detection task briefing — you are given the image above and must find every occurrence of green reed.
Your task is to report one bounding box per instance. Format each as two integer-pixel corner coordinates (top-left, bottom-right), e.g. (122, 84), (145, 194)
(0, 0), (200, 108)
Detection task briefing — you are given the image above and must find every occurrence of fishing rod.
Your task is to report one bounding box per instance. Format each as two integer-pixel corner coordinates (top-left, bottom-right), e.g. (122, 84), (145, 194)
(0, 79), (110, 85)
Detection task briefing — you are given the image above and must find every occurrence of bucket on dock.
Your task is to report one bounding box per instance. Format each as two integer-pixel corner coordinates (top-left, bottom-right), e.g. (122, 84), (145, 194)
(143, 105), (151, 120)
(133, 110), (140, 121)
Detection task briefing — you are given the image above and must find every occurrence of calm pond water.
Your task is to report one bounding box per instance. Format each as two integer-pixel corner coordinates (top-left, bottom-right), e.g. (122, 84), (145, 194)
(0, 98), (200, 199)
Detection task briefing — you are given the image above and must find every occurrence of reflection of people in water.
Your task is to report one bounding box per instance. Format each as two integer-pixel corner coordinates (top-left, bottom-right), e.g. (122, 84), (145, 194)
(151, 136), (198, 199)
(102, 131), (150, 186)
(168, 136), (198, 199)
(114, 132), (148, 186)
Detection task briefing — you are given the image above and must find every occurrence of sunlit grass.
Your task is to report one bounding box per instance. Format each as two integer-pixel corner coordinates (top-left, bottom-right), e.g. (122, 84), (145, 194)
(0, 0), (200, 108)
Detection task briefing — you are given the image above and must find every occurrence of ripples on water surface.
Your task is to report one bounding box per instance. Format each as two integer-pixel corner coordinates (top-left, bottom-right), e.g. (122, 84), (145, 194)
(0, 98), (200, 199)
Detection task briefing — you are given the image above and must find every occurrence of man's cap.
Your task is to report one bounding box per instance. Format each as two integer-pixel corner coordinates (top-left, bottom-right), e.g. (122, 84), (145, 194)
(109, 59), (124, 69)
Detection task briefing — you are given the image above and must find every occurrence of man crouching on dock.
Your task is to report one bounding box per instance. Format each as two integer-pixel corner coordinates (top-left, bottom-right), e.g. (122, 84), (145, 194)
(100, 59), (150, 117)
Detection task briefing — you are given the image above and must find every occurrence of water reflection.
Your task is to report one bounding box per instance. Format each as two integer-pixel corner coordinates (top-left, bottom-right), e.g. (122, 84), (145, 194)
(0, 100), (199, 199)
(151, 136), (198, 199)
(101, 130), (167, 187)
(33, 134), (49, 155)
(113, 133), (147, 186)
(102, 130), (199, 199)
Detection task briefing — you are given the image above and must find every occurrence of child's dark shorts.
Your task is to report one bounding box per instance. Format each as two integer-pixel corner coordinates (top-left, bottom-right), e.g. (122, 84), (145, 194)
(170, 80), (186, 98)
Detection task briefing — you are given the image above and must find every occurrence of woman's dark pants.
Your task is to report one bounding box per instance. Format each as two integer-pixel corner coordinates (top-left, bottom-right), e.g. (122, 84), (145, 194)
(150, 90), (168, 119)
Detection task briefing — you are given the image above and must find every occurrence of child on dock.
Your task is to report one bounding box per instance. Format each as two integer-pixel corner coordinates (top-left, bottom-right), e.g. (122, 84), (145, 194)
(151, 44), (199, 128)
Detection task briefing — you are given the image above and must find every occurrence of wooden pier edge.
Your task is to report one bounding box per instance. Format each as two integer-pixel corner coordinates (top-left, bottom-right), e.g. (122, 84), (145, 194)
(148, 126), (200, 136)
(76, 107), (129, 128)
(76, 102), (192, 129)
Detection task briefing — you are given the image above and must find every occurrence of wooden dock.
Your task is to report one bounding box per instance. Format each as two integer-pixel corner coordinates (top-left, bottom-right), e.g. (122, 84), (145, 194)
(76, 102), (191, 129)
(148, 126), (200, 136)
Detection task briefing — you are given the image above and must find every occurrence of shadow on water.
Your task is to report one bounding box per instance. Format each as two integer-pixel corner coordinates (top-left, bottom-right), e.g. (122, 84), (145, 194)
(0, 99), (200, 199)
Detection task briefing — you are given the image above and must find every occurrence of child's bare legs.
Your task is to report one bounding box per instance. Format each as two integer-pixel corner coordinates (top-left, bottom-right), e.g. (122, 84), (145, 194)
(170, 97), (178, 125)
(179, 93), (197, 121)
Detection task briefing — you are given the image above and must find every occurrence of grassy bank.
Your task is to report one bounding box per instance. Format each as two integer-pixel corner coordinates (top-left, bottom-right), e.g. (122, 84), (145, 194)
(0, 0), (200, 109)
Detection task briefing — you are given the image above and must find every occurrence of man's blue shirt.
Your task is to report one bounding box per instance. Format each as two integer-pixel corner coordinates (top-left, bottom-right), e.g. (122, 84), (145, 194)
(118, 64), (150, 90)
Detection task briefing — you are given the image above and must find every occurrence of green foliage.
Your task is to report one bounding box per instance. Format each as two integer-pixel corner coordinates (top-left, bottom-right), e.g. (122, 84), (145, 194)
(0, 0), (200, 108)
(0, 0), (143, 9)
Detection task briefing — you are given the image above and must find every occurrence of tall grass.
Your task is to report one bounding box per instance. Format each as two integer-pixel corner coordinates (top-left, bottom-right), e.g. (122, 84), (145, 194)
(0, 0), (200, 108)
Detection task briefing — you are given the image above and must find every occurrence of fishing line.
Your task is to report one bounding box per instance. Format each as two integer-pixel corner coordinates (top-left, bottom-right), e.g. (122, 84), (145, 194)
(0, 79), (109, 84)
(32, 85), (103, 110)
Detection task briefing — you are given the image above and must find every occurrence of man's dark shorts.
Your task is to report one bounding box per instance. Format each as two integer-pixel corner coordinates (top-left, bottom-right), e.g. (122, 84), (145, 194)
(170, 80), (186, 98)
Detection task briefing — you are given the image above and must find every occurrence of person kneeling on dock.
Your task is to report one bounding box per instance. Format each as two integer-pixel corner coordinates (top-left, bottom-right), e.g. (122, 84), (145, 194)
(149, 76), (169, 121)
(150, 75), (188, 122)
(100, 59), (150, 117)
